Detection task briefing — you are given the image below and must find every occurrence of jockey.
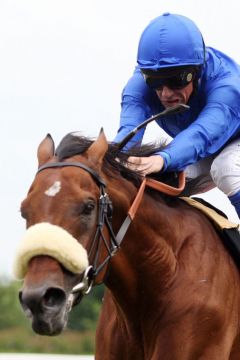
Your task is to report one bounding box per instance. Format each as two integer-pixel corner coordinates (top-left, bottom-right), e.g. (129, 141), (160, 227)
(114, 12), (240, 219)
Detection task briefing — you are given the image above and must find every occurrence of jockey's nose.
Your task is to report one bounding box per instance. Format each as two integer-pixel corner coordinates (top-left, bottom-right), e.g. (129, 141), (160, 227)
(158, 85), (175, 97)
(19, 286), (66, 316)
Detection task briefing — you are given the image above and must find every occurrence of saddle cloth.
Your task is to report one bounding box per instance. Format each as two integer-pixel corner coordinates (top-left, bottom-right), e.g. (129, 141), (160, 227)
(180, 197), (240, 266)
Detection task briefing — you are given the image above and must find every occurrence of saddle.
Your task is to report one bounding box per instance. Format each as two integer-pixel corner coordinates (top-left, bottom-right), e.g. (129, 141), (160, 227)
(181, 196), (240, 267)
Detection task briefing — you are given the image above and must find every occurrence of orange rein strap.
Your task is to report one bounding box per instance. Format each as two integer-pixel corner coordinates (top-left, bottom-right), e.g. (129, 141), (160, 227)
(115, 172), (185, 246)
(128, 171), (185, 220)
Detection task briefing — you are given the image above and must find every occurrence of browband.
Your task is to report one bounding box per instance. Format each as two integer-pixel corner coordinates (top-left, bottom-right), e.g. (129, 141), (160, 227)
(37, 162), (106, 187)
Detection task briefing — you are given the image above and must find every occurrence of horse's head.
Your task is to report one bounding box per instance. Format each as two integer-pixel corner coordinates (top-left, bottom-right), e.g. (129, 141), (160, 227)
(15, 129), (174, 336)
(15, 130), (117, 335)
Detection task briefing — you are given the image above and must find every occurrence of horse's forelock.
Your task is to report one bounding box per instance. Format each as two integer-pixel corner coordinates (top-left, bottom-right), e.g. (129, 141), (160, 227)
(56, 133), (94, 161)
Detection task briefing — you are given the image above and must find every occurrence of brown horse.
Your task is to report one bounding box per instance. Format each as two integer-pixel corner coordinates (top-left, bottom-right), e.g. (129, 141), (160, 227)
(15, 131), (240, 359)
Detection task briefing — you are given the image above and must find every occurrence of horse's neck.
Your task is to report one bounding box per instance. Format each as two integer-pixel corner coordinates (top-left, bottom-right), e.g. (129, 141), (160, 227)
(107, 184), (181, 301)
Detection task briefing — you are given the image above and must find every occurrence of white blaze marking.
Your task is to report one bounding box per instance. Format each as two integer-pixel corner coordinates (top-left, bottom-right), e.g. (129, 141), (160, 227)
(45, 181), (61, 197)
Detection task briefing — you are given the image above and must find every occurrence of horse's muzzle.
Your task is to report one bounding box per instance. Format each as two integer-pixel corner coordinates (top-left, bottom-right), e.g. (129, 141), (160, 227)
(19, 285), (68, 335)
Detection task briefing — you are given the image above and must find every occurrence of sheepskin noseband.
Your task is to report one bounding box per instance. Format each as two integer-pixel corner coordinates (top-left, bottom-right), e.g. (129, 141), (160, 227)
(14, 222), (89, 279)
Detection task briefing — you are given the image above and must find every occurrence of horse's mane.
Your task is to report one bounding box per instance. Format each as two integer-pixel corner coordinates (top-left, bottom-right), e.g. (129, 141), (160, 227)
(56, 133), (229, 216)
(55, 133), (178, 188)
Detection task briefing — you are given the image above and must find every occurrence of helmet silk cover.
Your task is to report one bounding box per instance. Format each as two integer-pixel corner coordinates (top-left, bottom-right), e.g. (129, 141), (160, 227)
(137, 13), (205, 70)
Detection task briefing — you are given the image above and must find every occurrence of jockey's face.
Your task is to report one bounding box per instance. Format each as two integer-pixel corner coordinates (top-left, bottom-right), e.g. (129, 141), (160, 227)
(155, 82), (194, 108)
(142, 66), (197, 109)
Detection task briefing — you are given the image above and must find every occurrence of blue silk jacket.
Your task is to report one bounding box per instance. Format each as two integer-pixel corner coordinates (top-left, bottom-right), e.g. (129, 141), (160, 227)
(114, 48), (240, 171)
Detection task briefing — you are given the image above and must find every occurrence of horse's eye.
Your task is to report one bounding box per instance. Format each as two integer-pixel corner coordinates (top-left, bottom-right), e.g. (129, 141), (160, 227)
(82, 201), (95, 215)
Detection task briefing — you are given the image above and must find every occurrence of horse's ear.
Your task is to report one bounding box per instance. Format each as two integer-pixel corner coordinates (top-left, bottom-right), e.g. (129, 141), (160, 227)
(37, 134), (55, 167)
(86, 128), (108, 166)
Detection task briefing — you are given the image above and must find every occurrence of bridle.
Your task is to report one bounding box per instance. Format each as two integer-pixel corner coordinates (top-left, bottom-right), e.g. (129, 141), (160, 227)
(37, 161), (186, 303)
(37, 161), (125, 299)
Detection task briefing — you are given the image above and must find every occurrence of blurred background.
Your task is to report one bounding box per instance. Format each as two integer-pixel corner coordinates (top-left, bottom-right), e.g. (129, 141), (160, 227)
(1, 0), (240, 356)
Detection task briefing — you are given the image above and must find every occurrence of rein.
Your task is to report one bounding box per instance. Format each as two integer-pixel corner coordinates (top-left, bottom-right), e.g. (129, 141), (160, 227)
(37, 161), (185, 299)
(116, 173), (185, 244)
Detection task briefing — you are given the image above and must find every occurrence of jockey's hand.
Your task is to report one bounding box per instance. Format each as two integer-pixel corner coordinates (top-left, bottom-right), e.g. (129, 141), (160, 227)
(127, 155), (164, 176)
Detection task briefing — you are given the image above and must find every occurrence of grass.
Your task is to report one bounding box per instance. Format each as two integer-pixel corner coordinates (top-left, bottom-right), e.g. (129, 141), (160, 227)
(0, 326), (95, 354)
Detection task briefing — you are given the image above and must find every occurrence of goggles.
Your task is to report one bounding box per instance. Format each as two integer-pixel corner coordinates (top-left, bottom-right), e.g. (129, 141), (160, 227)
(142, 70), (195, 90)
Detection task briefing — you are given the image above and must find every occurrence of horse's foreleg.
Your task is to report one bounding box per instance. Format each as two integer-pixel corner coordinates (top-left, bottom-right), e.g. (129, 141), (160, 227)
(95, 289), (143, 360)
(95, 290), (128, 360)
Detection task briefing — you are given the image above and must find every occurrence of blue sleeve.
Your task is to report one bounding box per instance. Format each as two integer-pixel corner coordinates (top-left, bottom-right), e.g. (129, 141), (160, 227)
(157, 82), (240, 171)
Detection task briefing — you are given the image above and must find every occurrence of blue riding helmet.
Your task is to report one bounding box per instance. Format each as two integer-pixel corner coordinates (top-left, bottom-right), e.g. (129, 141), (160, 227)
(137, 13), (205, 71)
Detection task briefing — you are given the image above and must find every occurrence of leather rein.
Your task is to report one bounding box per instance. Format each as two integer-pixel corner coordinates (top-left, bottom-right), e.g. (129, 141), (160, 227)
(37, 161), (185, 298)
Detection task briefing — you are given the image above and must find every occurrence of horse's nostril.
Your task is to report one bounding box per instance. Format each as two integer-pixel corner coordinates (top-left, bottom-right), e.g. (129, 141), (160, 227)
(42, 287), (66, 308)
(19, 286), (66, 315)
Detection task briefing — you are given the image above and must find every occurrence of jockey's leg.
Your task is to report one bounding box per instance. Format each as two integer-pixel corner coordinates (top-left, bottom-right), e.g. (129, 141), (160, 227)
(210, 138), (240, 220)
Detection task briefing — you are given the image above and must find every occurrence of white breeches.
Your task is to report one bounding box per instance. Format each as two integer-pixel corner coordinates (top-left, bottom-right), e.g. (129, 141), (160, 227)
(183, 138), (240, 197)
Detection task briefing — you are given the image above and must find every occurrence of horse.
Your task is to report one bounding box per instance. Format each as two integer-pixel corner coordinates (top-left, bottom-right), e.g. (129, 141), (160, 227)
(15, 130), (240, 359)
